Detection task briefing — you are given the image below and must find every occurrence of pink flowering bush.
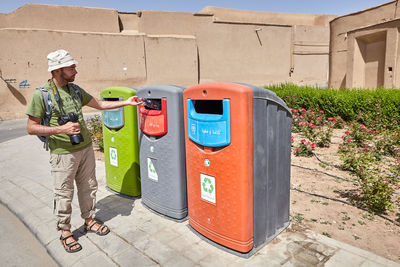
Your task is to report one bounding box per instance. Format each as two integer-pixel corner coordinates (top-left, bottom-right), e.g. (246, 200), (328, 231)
(328, 115), (345, 129)
(360, 174), (394, 213)
(338, 126), (396, 212)
(291, 108), (333, 147)
(290, 105), (398, 213)
(375, 130), (400, 157)
(338, 141), (373, 176)
(345, 123), (373, 147)
(294, 139), (316, 157)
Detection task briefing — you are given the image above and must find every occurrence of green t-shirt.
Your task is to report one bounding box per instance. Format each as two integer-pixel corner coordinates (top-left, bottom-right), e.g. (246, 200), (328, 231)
(26, 81), (93, 154)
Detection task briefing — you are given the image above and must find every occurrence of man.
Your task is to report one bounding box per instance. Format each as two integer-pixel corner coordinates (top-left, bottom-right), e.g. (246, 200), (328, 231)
(26, 49), (141, 253)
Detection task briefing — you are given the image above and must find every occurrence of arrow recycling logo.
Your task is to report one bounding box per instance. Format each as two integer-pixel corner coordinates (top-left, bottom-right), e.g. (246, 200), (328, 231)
(109, 147), (118, 167)
(200, 174), (216, 204)
(202, 177), (214, 193)
(147, 158), (158, 181)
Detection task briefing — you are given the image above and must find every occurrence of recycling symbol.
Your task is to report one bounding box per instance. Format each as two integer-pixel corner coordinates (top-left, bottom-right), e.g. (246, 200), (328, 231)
(147, 158), (158, 181)
(109, 147), (118, 167)
(202, 177), (214, 194)
(148, 160), (156, 173)
(111, 149), (117, 160)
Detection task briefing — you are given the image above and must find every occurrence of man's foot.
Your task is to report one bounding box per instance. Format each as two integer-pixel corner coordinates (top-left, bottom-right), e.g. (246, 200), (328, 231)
(84, 219), (110, 236)
(60, 231), (82, 253)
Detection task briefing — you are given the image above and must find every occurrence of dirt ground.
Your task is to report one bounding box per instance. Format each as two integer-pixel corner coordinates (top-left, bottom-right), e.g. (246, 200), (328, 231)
(290, 129), (400, 263)
(93, 129), (400, 263)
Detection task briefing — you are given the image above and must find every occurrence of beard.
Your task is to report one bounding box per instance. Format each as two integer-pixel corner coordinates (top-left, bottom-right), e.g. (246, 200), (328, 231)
(61, 69), (75, 83)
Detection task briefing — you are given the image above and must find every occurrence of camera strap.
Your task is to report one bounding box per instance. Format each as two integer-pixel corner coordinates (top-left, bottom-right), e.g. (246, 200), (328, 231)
(48, 78), (66, 116)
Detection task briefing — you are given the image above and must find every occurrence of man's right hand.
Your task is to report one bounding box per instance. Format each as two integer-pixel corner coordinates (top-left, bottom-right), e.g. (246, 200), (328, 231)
(27, 116), (81, 136)
(61, 122), (81, 135)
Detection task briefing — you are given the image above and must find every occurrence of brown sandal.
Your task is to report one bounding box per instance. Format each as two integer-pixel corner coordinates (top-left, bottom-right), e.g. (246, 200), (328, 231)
(84, 220), (110, 236)
(60, 233), (82, 253)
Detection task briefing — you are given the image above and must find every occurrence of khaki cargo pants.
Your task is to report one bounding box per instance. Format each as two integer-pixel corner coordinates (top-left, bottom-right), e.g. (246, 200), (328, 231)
(50, 145), (97, 231)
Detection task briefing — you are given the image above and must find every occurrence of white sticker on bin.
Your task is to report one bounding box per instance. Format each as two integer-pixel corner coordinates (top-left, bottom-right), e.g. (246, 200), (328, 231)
(110, 147), (118, 167)
(200, 174), (216, 204)
(147, 158), (158, 181)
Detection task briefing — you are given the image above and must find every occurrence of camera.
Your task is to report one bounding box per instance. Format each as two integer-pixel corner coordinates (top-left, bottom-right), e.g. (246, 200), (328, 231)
(58, 112), (84, 145)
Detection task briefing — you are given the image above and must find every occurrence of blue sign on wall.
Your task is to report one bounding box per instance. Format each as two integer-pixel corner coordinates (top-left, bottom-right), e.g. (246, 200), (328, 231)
(19, 80), (30, 88)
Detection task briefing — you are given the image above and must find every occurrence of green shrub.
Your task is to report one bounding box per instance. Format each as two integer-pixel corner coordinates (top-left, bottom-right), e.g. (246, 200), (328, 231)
(86, 114), (104, 152)
(360, 174), (394, 213)
(266, 84), (400, 130)
(375, 130), (400, 157)
(294, 139), (316, 157)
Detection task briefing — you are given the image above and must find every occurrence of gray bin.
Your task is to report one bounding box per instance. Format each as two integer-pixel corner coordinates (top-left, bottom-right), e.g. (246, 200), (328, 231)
(137, 85), (187, 220)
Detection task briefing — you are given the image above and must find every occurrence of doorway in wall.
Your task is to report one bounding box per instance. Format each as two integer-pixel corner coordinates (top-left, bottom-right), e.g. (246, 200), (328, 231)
(354, 31), (386, 89)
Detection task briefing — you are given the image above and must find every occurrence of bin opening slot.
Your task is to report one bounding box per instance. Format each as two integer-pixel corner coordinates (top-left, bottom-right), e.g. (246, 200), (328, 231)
(142, 98), (162, 111)
(193, 100), (223, 115)
(103, 97), (122, 101)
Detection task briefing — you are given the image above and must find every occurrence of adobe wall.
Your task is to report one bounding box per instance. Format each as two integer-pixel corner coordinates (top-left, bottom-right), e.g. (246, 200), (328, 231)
(193, 15), (330, 85)
(198, 6), (336, 26)
(1, 4), (120, 33)
(118, 12), (139, 33)
(292, 25), (330, 86)
(347, 20), (400, 88)
(144, 35), (198, 85)
(138, 11), (196, 35)
(0, 4), (336, 119)
(0, 14), (7, 28)
(194, 15), (292, 85)
(0, 28), (148, 119)
(329, 1), (400, 88)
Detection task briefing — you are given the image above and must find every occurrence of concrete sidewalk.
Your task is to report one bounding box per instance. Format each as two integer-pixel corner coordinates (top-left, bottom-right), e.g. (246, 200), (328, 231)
(0, 135), (398, 267)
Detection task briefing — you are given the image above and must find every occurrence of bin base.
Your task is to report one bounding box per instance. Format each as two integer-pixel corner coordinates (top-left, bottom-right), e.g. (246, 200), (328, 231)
(187, 222), (290, 258)
(105, 186), (141, 200)
(142, 200), (188, 223)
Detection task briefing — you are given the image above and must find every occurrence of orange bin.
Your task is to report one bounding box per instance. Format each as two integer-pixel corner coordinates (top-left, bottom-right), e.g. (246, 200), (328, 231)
(184, 82), (292, 255)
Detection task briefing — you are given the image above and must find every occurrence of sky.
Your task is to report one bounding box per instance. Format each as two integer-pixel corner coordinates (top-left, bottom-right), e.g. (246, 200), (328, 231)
(0, 0), (393, 16)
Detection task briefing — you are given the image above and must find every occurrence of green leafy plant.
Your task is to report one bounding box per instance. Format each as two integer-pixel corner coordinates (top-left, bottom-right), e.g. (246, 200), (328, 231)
(359, 175), (394, 213)
(294, 139), (316, 157)
(86, 114), (104, 152)
(338, 142), (372, 176)
(268, 84), (400, 130)
(322, 232), (331, 238)
(293, 213), (304, 224)
(362, 213), (375, 221)
(375, 130), (400, 157)
(346, 123), (372, 148)
(314, 125), (333, 148)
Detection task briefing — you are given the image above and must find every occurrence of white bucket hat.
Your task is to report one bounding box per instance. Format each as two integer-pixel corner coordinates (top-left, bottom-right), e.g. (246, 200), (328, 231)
(47, 49), (78, 72)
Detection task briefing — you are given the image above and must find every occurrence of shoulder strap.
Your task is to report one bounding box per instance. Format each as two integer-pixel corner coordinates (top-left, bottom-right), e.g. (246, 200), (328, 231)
(37, 87), (53, 123)
(69, 83), (82, 102)
(36, 86), (52, 150)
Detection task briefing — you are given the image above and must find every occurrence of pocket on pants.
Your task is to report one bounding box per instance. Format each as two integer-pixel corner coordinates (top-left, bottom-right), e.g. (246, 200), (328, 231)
(49, 153), (62, 169)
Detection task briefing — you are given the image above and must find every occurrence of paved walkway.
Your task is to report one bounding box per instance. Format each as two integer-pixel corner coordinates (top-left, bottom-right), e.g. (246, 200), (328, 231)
(0, 135), (398, 266)
(0, 202), (58, 267)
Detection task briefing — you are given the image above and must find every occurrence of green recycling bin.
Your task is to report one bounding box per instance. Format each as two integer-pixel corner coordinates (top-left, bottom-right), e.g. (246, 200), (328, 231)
(101, 87), (141, 197)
